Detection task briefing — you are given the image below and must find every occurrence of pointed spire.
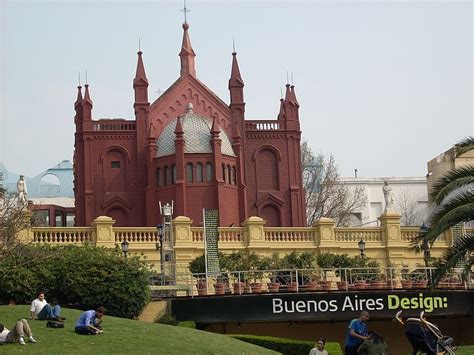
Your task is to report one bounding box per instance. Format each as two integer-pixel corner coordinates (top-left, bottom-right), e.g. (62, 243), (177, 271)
(75, 85), (83, 108)
(134, 50), (149, 86)
(211, 115), (220, 135)
(83, 84), (93, 106)
(284, 83), (291, 102)
(179, 22), (196, 77)
(290, 85), (299, 107)
(277, 98), (285, 120)
(229, 52), (244, 87)
(174, 117), (184, 135)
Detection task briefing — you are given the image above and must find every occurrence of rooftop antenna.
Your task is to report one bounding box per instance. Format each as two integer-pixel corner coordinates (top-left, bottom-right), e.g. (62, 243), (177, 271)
(78, 72), (81, 86)
(232, 36), (236, 53)
(85, 70), (88, 85)
(291, 72), (294, 86)
(138, 37), (141, 52)
(180, 0), (191, 24)
(286, 71), (289, 84)
(280, 87), (283, 99)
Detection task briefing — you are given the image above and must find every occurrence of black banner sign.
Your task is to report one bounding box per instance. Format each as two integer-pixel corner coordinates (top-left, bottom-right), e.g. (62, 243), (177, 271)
(172, 290), (474, 323)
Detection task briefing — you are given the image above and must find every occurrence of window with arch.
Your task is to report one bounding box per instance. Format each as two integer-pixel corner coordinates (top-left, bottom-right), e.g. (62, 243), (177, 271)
(196, 163), (203, 183)
(232, 166), (237, 185)
(206, 163), (213, 183)
(227, 165), (232, 185)
(186, 163), (193, 183)
(222, 164), (226, 183)
(172, 165), (177, 184)
(164, 166), (169, 186)
(156, 168), (161, 187)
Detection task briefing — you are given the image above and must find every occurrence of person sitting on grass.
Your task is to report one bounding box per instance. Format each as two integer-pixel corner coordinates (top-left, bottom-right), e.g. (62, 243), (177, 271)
(75, 306), (105, 335)
(0, 319), (37, 345)
(30, 292), (65, 321)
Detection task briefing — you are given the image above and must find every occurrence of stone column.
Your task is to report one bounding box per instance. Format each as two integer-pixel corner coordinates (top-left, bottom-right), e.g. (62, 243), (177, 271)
(91, 216), (116, 248)
(379, 211), (404, 265)
(313, 217), (336, 250)
(242, 216), (266, 249)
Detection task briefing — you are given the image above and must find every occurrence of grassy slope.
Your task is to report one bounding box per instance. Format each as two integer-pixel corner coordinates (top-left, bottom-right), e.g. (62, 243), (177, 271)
(0, 306), (278, 355)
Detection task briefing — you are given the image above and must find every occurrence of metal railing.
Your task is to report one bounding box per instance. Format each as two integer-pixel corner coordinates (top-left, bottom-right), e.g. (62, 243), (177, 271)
(149, 266), (472, 298)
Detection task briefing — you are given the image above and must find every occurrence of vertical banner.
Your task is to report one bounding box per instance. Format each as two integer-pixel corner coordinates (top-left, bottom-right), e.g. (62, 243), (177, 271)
(203, 209), (220, 275)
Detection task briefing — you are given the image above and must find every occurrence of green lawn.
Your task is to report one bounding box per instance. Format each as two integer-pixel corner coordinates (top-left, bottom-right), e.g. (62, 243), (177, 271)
(0, 305), (278, 355)
(456, 345), (474, 355)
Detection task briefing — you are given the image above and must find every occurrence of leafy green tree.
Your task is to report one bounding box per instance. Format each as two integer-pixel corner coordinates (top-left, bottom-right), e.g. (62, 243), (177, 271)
(415, 137), (474, 284)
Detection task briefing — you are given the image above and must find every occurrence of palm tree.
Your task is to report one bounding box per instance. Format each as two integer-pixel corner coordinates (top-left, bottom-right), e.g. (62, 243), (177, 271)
(415, 137), (474, 284)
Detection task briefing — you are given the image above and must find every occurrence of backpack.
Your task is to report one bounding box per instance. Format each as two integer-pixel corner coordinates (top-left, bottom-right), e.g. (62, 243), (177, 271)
(46, 320), (64, 329)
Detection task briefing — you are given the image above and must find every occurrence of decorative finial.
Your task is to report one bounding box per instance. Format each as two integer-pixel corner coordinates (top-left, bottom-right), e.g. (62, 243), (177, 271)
(233, 37), (236, 53)
(280, 87), (283, 99)
(180, 0), (191, 24)
(85, 70), (88, 85)
(139, 37), (141, 52)
(286, 71), (289, 84)
(78, 72), (81, 87)
(291, 72), (294, 86)
(186, 102), (193, 114)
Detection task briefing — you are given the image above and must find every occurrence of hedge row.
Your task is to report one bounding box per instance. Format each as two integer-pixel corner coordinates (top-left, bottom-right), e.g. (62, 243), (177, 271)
(229, 334), (342, 355)
(0, 244), (151, 318)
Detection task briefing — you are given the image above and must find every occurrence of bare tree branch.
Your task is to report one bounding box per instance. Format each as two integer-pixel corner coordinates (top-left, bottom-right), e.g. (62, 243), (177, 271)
(302, 141), (367, 226)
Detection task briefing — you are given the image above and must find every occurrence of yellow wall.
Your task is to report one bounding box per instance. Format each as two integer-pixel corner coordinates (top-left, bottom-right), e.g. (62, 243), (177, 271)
(27, 212), (452, 272)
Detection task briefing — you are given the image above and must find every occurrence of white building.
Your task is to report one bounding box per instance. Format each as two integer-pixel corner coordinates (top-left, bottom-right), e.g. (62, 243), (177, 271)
(338, 176), (429, 227)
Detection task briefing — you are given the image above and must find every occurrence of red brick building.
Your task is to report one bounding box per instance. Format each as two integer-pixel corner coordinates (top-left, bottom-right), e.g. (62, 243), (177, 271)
(73, 22), (306, 227)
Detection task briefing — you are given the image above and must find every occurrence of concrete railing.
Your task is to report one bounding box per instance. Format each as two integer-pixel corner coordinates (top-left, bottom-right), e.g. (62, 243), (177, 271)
(18, 212), (455, 272)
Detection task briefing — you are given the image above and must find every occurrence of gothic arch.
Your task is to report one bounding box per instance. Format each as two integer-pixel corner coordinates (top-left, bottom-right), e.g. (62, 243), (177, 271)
(253, 146), (280, 191)
(259, 204), (281, 227)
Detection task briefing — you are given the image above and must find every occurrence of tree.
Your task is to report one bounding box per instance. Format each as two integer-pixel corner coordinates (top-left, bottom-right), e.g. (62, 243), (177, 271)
(415, 137), (474, 284)
(302, 141), (367, 226)
(396, 188), (420, 226)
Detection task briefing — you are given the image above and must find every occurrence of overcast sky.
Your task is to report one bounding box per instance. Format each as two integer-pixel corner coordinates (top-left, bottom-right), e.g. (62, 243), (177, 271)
(0, 0), (472, 179)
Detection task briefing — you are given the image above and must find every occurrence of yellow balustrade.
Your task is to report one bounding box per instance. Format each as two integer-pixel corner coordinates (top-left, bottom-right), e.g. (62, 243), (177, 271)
(17, 213), (457, 271)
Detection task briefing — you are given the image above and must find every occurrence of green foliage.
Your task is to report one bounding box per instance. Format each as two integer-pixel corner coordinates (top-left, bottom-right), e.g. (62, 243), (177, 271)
(0, 244), (151, 318)
(177, 321), (196, 328)
(229, 334), (342, 355)
(281, 251), (317, 269)
(156, 314), (179, 326)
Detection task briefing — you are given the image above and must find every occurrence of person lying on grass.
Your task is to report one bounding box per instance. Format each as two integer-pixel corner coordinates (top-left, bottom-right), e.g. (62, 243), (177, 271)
(0, 319), (37, 345)
(75, 306), (105, 335)
(30, 292), (65, 321)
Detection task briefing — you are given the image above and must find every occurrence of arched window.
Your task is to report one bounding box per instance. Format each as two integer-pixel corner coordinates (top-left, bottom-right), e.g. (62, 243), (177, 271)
(227, 165), (232, 185)
(196, 163), (203, 183)
(156, 168), (161, 186)
(206, 163), (213, 183)
(172, 165), (177, 184)
(222, 164), (226, 183)
(232, 166), (237, 185)
(186, 163), (193, 183)
(164, 166), (169, 186)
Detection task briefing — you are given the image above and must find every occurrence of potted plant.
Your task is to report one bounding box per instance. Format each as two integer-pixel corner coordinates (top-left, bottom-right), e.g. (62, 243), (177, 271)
(196, 278), (208, 296)
(400, 265), (413, 289)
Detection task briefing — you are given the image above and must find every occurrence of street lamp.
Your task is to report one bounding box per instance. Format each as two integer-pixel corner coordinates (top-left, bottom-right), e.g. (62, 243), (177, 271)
(156, 224), (164, 274)
(358, 238), (366, 258)
(121, 239), (129, 259)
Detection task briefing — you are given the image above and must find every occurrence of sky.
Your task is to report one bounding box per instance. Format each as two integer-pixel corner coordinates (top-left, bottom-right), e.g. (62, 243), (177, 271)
(0, 0), (472, 179)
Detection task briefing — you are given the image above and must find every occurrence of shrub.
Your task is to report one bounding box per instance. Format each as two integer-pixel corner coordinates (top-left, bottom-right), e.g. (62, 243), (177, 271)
(229, 334), (342, 355)
(0, 244), (151, 318)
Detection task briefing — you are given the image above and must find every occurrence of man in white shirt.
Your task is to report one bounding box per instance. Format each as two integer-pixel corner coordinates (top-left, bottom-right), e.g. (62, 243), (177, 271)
(0, 320), (37, 345)
(309, 338), (329, 355)
(30, 292), (64, 321)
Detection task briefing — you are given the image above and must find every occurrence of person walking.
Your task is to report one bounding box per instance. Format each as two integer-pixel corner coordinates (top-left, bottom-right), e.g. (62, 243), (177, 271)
(344, 311), (369, 355)
(309, 338), (328, 355)
(30, 292), (64, 321)
(0, 319), (37, 345)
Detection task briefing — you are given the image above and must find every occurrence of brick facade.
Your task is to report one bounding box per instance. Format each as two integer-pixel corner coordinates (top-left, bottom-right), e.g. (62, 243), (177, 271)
(73, 22), (306, 227)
